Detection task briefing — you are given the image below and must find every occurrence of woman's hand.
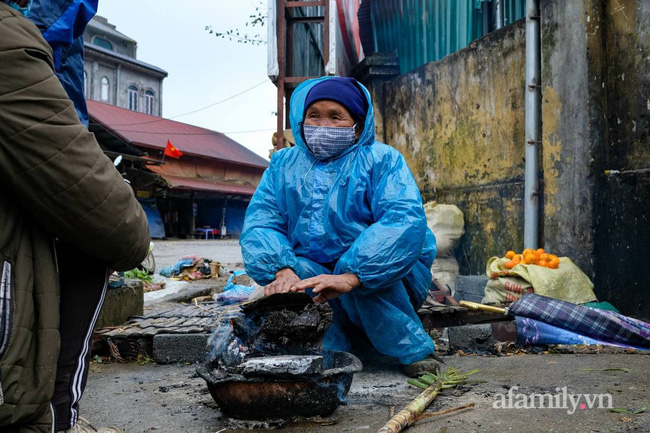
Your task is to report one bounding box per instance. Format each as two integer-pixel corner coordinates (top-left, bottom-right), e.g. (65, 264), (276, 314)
(264, 268), (301, 296)
(290, 273), (360, 303)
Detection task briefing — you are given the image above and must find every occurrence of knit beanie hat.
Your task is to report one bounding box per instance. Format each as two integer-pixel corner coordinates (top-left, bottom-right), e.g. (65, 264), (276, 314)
(304, 77), (368, 121)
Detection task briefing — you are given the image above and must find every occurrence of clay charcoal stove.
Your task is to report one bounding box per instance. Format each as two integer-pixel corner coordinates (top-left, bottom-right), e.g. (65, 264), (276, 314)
(197, 292), (362, 420)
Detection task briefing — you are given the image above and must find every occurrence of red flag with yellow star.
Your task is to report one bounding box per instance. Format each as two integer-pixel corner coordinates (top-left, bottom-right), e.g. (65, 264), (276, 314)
(164, 140), (183, 158)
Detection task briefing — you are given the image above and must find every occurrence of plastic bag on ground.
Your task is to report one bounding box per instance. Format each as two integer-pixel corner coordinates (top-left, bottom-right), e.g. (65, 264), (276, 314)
(215, 271), (255, 305)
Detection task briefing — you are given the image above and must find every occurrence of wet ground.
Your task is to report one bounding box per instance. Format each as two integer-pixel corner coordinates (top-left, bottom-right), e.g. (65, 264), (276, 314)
(83, 240), (650, 432)
(82, 351), (649, 433)
(153, 238), (244, 272)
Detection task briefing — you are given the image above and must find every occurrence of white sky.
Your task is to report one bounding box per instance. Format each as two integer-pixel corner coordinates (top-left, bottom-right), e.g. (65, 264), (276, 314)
(96, 0), (276, 161)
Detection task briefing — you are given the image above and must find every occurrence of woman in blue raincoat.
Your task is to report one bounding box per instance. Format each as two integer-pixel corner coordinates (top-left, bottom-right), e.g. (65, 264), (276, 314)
(240, 77), (442, 376)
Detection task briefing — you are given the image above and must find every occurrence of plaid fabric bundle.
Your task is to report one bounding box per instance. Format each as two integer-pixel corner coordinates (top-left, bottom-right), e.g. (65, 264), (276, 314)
(509, 293), (650, 349)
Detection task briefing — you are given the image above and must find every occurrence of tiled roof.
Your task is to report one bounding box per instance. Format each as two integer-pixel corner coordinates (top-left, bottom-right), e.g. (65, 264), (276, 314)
(87, 100), (269, 169)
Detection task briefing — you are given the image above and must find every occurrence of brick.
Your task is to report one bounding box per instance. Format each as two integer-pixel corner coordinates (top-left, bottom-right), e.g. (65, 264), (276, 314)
(153, 333), (210, 364)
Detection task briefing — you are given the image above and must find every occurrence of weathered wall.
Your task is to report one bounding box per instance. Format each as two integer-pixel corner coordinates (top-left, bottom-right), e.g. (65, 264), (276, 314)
(372, 0), (649, 319)
(541, 0), (650, 319)
(540, 0), (606, 280)
(595, 0), (650, 319)
(380, 22), (528, 275)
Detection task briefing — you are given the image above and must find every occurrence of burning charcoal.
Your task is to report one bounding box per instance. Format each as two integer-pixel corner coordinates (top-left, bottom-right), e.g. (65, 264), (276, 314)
(240, 355), (325, 377)
(261, 310), (297, 335)
(221, 292), (335, 358)
(287, 308), (321, 340)
(241, 292), (313, 315)
(222, 339), (245, 367)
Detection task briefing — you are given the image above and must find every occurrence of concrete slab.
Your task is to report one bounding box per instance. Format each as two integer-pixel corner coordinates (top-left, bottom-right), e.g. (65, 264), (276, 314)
(454, 275), (489, 303)
(448, 323), (496, 354)
(96, 280), (143, 329)
(153, 333), (210, 364)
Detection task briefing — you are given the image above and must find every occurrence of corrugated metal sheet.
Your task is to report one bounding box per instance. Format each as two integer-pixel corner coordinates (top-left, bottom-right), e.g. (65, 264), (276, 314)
(147, 167), (258, 196)
(368, 0), (526, 74)
(269, 0), (364, 79)
(87, 100), (269, 169)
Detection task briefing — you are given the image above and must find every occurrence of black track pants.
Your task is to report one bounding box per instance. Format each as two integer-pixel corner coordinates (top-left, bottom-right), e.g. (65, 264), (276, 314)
(51, 241), (109, 432)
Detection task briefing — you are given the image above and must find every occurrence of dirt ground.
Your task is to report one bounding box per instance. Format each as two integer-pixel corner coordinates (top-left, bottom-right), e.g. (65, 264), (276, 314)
(82, 240), (650, 432)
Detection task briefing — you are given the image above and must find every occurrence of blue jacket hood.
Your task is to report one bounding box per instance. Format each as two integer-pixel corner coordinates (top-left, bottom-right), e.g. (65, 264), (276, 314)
(30, 0), (97, 45)
(29, 0), (98, 126)
(289, 76), (376, 158)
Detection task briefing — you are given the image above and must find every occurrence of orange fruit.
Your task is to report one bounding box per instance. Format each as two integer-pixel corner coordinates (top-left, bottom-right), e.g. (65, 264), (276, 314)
(536, 248), (545, 256)
(548, 258), (560, 269)
(537, 260), (548, 267)
(524, 254), (536, 264)
(512, 255), (522, 264)
(505, 261), (515, 269)
(522, 248), (534, 257)
(539, 253), (550, 262)
(505, 250), (516, 259)
(517, 254), (525, 261)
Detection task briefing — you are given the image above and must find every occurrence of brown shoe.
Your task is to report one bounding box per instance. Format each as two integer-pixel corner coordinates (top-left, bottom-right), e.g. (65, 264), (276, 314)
(401, 354), (444, 378)
(58, 417), (122, 433)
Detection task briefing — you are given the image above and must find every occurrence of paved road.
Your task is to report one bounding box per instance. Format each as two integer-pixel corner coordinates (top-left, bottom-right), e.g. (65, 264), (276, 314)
(153, 239), (244, 271)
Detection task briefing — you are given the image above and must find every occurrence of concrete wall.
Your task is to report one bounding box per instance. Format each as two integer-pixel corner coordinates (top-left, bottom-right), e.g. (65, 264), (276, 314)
(595, 0), (650, 319)
(85, 57), (164, 117)
(379, 21), (528, 275)
(540, 0), (605, 282)
(541, 0), (650, 319)
(367, 0), (649, 319)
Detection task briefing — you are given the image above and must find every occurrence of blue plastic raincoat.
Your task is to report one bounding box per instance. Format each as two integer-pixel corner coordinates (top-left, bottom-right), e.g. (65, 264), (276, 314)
(29, 0), (98, 126)
(240, 77), (436, 364)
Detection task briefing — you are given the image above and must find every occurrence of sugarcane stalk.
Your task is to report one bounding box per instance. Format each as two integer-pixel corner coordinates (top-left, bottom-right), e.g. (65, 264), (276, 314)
(414, 402), (475, 421)
(377, 381), (444, 433)
(459, 300), (507, 314)
(377, 368), (479, 433)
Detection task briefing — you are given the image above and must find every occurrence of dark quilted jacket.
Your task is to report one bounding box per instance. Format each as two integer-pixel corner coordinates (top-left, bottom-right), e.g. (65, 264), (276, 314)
(0, 4), (149, 430)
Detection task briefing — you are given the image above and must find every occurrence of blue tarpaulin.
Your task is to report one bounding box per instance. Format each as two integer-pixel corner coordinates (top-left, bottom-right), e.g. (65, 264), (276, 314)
(138, 199), (165, 239)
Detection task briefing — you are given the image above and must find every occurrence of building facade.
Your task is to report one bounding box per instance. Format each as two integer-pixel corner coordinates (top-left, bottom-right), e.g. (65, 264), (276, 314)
(83, 15), (167, 116)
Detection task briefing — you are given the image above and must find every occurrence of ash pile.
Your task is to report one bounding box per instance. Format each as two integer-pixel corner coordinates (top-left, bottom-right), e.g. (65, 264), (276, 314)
(210, 292), (334, 377)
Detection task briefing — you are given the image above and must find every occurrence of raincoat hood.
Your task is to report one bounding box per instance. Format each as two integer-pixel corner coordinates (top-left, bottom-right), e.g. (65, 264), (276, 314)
(241, 76), (437, 364)
(290, 76), (375, 160)
(29, 0), (98, 126)
(29, 0), (97, 46)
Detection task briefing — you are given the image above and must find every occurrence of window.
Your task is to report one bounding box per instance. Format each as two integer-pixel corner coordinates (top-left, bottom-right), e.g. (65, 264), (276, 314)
(92, 36), (113, 51)
(83, 70), (88, 97)
(145, 90), (155, 115)
(128, 85), (138, 111)
(100, 77), (109, 101)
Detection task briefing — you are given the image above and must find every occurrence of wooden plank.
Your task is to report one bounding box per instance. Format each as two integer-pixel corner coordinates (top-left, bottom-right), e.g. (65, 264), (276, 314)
(419, 309), (512, 329)
(286, 1), (326, 7)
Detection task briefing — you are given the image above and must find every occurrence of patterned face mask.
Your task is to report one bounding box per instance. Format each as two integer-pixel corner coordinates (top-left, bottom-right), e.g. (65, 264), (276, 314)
(303, 124), (358, 161)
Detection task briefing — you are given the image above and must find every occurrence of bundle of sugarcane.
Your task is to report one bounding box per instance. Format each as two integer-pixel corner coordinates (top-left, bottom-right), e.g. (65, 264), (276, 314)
(377, 367), (479, 433)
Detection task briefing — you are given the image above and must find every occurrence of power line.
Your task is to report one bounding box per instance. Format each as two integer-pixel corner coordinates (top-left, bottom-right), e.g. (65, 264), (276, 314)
(168, 80), (269, 120)
(224, 127), (276, 134)
(104, 80), (269, 127)
(112, 127), (276, 136)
